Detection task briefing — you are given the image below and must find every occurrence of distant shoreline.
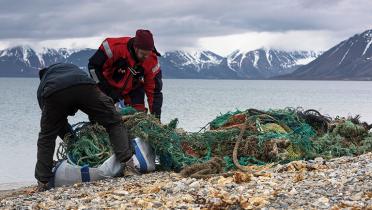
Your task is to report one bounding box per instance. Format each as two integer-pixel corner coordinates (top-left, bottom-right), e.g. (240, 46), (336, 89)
(0, 181), (35, 192)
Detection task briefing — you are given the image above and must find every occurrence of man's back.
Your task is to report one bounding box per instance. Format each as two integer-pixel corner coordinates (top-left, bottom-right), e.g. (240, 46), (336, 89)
(37, 63), (95, 107)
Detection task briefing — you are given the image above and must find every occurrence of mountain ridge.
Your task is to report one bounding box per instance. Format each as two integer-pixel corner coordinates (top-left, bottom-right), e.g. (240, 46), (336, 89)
(0, 45), (321, 79)
(277, 29), (372, 80)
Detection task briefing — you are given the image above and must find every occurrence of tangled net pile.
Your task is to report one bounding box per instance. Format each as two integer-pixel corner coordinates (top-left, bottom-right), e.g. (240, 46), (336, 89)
(57, 122), (112, 167)
(58, 107), (372, 175)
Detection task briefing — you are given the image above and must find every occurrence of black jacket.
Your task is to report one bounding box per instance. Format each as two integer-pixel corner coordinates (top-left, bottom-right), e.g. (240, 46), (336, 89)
(37, 63), (96, 108)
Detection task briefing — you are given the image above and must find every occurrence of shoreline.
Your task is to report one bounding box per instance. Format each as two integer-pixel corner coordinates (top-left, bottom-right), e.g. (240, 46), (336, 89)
(0, 186), (34, 202)
(0, 181), (35, 191)
(1, 153), (371, 209)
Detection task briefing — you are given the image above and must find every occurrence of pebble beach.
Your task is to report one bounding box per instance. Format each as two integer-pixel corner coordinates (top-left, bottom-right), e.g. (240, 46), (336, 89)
(1, 153), (371, 209)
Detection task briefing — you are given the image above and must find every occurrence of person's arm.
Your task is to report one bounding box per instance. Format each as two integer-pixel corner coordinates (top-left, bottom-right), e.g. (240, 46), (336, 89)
(88, 39), (123, 101)
(88, 41), (108, 83)
(144, 60), (163, 119)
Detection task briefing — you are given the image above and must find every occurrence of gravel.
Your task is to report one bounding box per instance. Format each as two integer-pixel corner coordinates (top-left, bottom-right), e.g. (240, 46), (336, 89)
(1, 153), (371, 209)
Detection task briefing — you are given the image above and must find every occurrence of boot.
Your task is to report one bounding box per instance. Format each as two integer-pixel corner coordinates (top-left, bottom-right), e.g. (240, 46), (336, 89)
(121, 157), (141, 177)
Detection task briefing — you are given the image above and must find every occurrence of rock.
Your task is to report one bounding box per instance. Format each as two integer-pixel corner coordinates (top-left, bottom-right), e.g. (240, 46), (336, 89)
(249, 196), (269, 208)
(208, 197), (223, 206)
(288, 187), (297, 195)
(233, 172), (252, 183)
(113, 190), (129, 196)
(277, 161), (306, 172)
(314, 157), (324, 163)
(293, 171), (305, 182)
(217, 176), (233, 185)
(315, 196), (330, 208)
(189, 181), (200, 189)
(351, 192), (363, 201)
(173, 181), (187, 193)
(152, 201), (163, 208)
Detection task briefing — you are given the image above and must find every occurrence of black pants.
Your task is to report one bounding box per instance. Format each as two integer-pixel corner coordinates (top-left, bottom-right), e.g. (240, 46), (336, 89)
(35, 84), (133, 183)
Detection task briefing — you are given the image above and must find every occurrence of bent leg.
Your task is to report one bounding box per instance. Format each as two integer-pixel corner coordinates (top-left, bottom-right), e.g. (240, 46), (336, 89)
(75, 85), (133, 163)
(35, 99), (69, 183)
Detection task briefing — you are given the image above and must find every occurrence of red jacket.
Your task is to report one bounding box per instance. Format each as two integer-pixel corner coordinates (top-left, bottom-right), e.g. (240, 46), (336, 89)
(88, 37), (163, 118)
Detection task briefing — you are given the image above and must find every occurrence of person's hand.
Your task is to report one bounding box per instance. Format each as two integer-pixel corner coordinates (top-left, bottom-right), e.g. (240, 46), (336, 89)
(112, 58), (129, 82)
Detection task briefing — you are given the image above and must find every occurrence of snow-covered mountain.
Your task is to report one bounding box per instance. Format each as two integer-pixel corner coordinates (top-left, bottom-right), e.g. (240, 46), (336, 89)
(0, 46), (95, 77)
(162, 50), (223, 71)
(0, 46), (321, 79)
(159, 49), (321, 79)
(224, 49), (321, 79)
(159, 50), (237, 79)
(279, 29), (372, 80)
(0, 46), (42, 76)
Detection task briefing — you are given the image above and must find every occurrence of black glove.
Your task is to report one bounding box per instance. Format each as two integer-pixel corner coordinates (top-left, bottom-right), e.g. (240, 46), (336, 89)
(112, 58), (129, 82)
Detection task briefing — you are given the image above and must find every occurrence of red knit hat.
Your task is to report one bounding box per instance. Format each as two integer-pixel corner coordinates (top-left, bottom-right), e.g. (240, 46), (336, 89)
(134, 29), (154, 50)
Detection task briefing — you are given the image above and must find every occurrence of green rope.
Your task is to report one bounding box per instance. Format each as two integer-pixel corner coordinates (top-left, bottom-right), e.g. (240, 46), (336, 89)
(65, 123), (112, 167)
(58, 107), (372, 171)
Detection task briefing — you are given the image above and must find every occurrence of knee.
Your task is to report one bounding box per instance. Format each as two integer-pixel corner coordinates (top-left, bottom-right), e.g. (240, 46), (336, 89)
(37, 131), (57, 145)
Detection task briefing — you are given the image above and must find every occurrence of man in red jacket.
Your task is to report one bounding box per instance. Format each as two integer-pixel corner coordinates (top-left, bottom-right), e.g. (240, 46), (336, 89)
(88, 29), (163, 119)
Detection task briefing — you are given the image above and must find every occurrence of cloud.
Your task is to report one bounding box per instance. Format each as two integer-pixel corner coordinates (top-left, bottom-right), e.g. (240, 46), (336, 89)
(0, 0), (371, 53)
(198, 30), (345, 56)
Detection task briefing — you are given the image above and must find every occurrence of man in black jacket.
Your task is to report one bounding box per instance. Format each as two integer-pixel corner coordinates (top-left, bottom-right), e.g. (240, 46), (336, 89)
(36, 63), (136, 191)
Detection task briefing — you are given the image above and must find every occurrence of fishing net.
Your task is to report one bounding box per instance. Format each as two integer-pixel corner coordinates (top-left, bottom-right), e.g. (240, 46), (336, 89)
(312, 118), (372, 158)
(57, 122), (112, 167)
(57, 106), (372, 174)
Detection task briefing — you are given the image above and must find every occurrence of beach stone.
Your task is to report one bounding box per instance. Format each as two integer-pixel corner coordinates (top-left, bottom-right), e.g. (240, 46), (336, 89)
(189, 181), (200, 189)
(288, 187), (297, 195)
(173, 182), (187, 193)
(209, 197), (223, 206)
(315, 196), (330, 208)
(113, 190), (129, 196)
(152, 201), (163, 208)
(351, 192), (363, 201)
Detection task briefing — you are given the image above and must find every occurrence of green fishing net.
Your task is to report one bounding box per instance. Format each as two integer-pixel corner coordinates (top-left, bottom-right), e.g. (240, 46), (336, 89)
(58, 107), (372, 171)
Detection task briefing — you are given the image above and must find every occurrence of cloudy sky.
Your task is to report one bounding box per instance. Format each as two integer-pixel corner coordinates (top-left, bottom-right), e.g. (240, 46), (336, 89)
(0, 0), (371, 56)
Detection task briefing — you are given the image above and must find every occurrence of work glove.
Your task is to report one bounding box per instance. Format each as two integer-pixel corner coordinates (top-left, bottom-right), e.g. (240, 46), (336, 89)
(112, 58), (129, 82)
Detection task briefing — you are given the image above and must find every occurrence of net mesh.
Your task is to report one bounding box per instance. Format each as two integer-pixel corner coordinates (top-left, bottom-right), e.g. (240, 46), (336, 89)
(58, 107), (372, 171)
